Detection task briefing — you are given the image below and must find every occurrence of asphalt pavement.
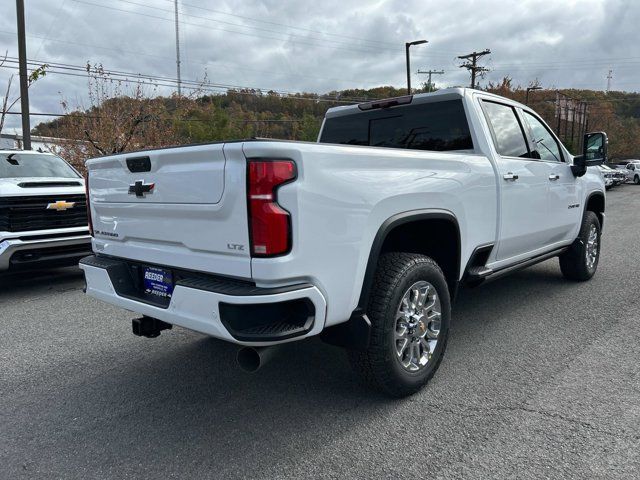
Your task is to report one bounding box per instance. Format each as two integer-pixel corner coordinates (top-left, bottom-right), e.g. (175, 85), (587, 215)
(1, 186), (639, 479)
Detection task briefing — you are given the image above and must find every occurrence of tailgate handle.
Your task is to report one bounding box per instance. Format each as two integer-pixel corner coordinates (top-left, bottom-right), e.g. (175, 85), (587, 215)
(126, 156), (151, 173)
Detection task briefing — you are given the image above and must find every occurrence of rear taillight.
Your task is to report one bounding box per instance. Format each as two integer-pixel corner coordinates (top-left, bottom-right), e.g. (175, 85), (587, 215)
(84, 172), (93, 236)
(247, 160), (296, 257)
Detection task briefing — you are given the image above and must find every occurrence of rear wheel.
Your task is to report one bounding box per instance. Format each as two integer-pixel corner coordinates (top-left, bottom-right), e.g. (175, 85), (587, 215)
(349, 253), (450, 397)
(559, 211), (601, 281)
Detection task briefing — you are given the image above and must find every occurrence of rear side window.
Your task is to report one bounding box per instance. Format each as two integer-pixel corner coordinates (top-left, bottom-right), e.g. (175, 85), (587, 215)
(481, 101), (529, 158)
(319, 99), (473, 152)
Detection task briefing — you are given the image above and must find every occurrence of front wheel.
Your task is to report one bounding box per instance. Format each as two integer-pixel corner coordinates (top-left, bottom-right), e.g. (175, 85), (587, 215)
(634, 175), (640, 185)
(348, 253), (451, 397)
(559, 211), (601, 281)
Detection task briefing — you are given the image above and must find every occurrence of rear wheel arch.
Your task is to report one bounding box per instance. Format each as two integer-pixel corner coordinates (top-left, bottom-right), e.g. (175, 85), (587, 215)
(358, 211), (461, 310)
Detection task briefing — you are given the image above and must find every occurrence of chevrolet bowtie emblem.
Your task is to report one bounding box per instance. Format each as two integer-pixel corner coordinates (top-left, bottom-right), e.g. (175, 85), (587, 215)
(46, 200), (76, 211)
(128, 180), (155, 198)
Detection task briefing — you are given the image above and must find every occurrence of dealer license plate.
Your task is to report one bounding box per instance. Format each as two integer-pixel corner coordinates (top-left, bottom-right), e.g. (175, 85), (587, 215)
(143, 266), (174, 300)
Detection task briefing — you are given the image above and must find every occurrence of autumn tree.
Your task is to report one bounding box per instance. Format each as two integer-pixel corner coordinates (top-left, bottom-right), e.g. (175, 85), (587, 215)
(0, 51), (48, 134)
(44, 64), (181, 171)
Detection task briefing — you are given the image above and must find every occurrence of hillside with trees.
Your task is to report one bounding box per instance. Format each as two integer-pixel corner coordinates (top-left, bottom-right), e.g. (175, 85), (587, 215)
(32, 73), (640, 172)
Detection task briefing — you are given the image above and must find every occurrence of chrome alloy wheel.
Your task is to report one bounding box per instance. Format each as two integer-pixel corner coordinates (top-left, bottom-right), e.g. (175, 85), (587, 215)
(394, 281), (441, 372)
(585, 224), (599, 269)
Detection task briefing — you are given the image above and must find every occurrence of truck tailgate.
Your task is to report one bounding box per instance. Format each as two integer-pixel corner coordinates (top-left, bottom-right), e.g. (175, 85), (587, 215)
(90, 145), (226, 204)
(87, 143), (252, 279)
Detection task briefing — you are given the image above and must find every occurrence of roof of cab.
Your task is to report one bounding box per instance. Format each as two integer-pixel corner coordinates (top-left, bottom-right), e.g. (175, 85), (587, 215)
(324, 87), (468, 118)
(324, 87), (529, 118)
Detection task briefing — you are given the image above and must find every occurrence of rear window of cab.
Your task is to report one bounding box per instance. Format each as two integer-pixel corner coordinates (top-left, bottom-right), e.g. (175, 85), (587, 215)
(319, 99), (473, 152)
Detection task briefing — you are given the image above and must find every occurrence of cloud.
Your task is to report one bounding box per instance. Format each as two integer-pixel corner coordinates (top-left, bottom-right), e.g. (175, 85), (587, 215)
(1, 0), (638, 133)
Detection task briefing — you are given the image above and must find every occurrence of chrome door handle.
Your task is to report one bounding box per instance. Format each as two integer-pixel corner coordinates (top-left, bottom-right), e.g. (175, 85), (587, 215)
(549, 174), (560, 181)
(503, 172), (519, 181)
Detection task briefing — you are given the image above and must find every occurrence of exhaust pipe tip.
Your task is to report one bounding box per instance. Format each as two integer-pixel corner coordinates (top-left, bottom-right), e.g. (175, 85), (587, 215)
(237, 347), (262, 373)
(236, 345), (281, 373)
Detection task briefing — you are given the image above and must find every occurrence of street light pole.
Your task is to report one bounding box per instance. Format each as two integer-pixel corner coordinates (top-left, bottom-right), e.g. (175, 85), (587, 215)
(525, 86), (543, 105)
(15, 0), (31, 150)
(405, 40), (427, 95)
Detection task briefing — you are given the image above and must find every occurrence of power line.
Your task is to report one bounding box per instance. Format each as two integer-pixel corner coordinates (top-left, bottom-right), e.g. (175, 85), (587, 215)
(71, 0), (457, 59)
(157, 0), (399, 48)
(489, 57), (640, 68)
(123, 0), (460, 56)
(72, 0), (400, 56)
(0, 57), (370, 103)
(489, 63), (640, 73)
(0, 30), (366, 85)
(2, 57), (637, 103)
(32, 0), (68, 59)
(1, 110), (307, 123)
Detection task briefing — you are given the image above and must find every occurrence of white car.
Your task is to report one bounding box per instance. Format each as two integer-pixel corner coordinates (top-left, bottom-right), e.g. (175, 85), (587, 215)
(80, 88), (606, 397)
(621, 161), (640, 184)
(598, 165), (615, 189)
(599, 165), (625, 188)
(0, 150), (92, 272)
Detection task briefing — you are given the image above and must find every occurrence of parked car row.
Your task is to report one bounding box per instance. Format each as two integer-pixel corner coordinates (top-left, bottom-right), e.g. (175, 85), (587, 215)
(614, 160), (640, 185)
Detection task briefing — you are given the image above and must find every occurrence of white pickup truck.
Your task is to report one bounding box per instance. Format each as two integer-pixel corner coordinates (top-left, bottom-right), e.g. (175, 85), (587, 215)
(1, 150), (91, 272)
(80, 88), (607, 397)
(618, 161), (640, 184)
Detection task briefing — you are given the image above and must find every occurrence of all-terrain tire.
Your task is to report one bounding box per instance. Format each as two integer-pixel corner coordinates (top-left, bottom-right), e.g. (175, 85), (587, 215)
(348, 252), (451, 398)
(559, 211), (601, 281)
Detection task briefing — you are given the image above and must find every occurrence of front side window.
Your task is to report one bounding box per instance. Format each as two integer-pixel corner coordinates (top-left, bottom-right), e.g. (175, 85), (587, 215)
(522, 111), (562, 162)
(319, 99), (473, 152)
(481, 101), (529, 158)
(0, 153), (79, 179)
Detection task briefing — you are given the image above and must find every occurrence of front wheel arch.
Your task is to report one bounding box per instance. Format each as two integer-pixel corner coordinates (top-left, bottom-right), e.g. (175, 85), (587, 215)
(585, 191), (605, 229)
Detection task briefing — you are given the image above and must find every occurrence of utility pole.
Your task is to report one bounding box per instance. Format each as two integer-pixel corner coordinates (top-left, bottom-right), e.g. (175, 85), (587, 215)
(458, 49), (491, 89)
(15, 0), (31, 149)
(582, 104), (589, 147)
(174, 0), (181, 96)
(417, 69), (444, 92)
(579, 102), (589, 152)
(563, 100), (569, 142)
(555, 91), (561, 135)
(606, 69), (613, 93)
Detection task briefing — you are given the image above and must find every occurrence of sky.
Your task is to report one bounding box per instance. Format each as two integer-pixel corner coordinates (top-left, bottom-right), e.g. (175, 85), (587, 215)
(1, 0), (639, 133)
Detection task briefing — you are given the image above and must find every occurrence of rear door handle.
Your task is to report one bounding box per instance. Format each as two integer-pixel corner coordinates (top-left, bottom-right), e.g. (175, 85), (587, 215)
(549, 174), (560, 181)
(503, 172), (519, 181)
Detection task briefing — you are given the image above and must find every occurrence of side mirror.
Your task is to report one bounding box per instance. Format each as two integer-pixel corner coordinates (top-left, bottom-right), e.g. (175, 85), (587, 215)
(572, 131), (608, 177)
